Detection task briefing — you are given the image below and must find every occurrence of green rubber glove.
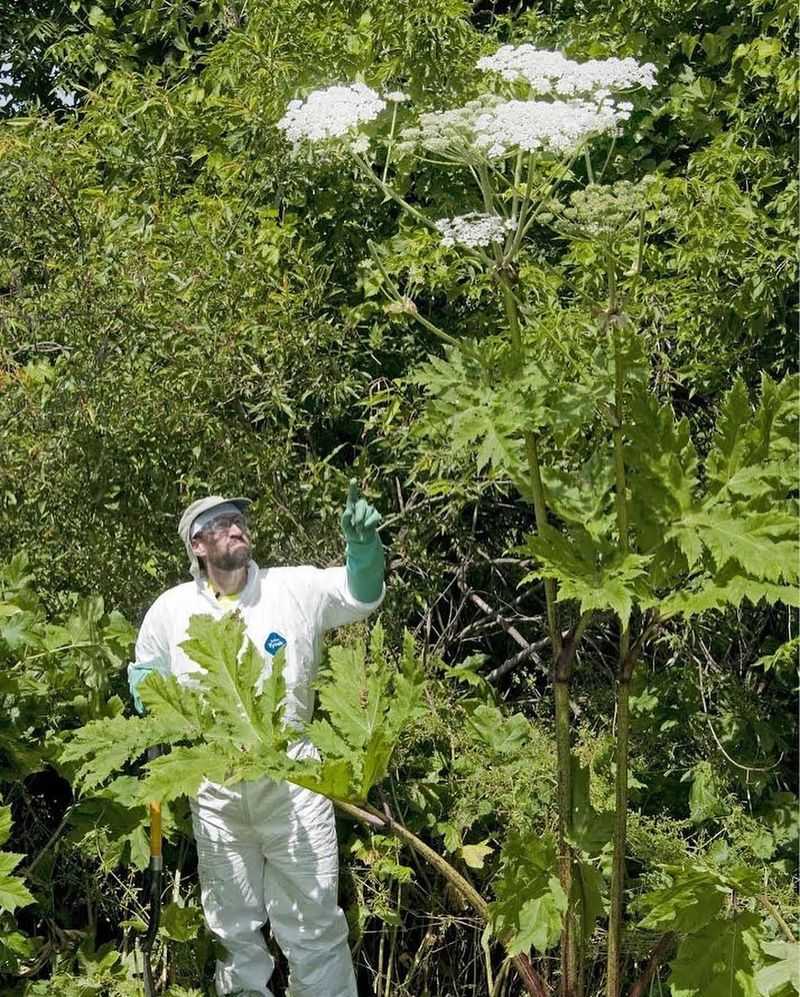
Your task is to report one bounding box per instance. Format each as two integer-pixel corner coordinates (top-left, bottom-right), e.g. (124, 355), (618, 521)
(127, 659), (169, 715)
(340, 479), (385, 603)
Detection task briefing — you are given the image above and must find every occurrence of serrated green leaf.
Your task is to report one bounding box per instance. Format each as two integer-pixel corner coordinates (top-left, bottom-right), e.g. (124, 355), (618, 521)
(140, 745), (236, 804)
(756, 940), (800, 995)
(489, 831), (564, 954)
(507, 882), (567, 955)
(0, 852), (34, 913)
(0, 807), (11, 849)
(160, 902), (204, 942)
(639, 864), (730, 934)
(467, 704), (530, 755)
(668, 912), (763, 997)
(523, 525), (651, 627)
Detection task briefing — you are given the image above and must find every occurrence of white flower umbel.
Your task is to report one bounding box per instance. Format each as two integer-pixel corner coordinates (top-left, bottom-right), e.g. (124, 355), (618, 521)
(385, 90), (410, 103)
(477, 45), (657, 98)
(435, 213), (515, 248)
(473, 98), (628, 159)
(278, 83), (386, 144)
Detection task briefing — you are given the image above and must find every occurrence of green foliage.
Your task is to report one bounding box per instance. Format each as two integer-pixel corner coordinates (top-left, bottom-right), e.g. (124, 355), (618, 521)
(756, 941), (800, 996)
(669, 911), (765, 997)
(303, 625), (425, 801)
(0, 806), (34, 915)
(489, 831), (567, 956)
(63, 613), (424, 807)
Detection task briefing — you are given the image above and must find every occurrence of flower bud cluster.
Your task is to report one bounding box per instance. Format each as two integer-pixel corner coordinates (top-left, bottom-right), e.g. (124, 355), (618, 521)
(556, 180), (654, 241)
(277, 83), (386, 144)
(396, 98), (499, 161)
(434, 213), (515, 248)
(477, 45), (657, 98)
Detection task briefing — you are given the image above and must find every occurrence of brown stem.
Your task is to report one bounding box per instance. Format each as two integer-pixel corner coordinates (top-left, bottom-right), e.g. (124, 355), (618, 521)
(759, 894), (796, 942)
(627, 932), (677, 997)
(334, 799), (551, 997)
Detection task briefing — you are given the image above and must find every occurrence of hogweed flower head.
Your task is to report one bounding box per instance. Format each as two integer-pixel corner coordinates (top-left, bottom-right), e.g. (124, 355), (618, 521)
(278, 83), (386, 145)
(477, 45), (657, 99)
(435, 213), (515, 248)
(474, 97), (629, 159)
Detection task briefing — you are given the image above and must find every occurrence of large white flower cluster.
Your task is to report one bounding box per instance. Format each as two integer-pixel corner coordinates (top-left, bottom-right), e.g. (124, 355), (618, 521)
(277, 83), (386, 144)
(434, 212), (515, 248)
(473, 98), (629, 159)
(477, 45), (657, 98)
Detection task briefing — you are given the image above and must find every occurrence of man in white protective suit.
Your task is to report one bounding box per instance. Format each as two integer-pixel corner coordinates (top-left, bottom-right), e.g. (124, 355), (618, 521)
(127, 483), (385, 997)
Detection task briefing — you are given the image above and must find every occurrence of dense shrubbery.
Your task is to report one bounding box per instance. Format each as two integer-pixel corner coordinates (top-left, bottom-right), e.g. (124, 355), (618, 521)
(0, 1), (796, 995)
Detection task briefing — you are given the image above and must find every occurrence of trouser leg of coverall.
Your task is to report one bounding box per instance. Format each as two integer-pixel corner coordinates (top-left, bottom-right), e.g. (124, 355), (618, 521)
(192, 788), (275, 997)
(260, 780), (357, 997)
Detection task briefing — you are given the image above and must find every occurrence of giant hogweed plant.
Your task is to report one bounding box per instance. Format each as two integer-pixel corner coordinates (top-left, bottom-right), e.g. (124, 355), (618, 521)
(275, 44), (799, 997)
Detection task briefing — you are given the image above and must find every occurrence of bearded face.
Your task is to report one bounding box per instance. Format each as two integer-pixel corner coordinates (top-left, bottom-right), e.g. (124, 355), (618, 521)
(192, 515), (252, 573)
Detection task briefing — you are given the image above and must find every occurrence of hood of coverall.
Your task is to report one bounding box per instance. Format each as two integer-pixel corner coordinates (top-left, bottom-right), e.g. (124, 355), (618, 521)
(178, 495), (252, 579)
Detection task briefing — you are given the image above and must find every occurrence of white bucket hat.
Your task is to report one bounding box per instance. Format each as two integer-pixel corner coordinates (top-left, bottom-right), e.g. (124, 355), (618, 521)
(178, 495), (251, 578)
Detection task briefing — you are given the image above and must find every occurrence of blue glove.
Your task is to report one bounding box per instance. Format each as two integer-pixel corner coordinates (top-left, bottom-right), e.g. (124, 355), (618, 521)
(340, 479), (385, 603)
(127, 659), (169, 715)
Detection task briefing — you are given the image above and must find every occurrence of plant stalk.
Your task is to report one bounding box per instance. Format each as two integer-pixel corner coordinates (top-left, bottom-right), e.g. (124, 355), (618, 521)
(607, 292), (632, 997)
(501, 264), (575, 996)
(335, 799), (551, 997)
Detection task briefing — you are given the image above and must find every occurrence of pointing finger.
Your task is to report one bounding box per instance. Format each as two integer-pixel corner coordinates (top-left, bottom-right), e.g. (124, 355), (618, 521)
(347, 478), (360, 510)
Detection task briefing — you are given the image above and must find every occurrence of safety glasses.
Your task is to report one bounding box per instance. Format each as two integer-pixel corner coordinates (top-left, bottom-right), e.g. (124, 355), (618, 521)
(199, 512), (250, 536)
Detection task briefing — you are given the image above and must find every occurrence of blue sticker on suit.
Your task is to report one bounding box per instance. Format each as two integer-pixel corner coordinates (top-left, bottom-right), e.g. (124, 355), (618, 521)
(264, 632), (287, 655)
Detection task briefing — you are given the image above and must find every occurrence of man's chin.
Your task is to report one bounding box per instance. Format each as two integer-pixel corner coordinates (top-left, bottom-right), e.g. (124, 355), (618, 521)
(211, 550), (251, 572)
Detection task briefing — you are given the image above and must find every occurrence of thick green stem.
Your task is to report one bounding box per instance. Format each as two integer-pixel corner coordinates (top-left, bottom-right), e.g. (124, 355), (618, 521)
(554, 676), (577, 996)
(501, 261), (574, 996)
(607, 674), (630, 997)
(607, 292), (632, 997)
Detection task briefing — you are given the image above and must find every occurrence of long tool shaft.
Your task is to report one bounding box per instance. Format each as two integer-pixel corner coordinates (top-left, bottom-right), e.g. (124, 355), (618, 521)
(142, 747), (163, 997)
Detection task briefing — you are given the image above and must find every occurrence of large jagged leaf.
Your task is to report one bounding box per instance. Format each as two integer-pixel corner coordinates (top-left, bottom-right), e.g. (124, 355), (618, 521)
(638, 864), (733, 934)
(139, 745), (242, 805)
(0, 807), (33, 913)
(489, 831), (566, 955)
(660, 575), (800, 618)
(756, 941), (800, 996)
(179, 614), (274, 747)
(669, 509), (798, 582)
(307, 622), (424, 800)
(61, 713), (175, 791)
(668, 911), (764, 997)
(522, 524), (652, 627)
(707, 374), (799, 497)
(65, 615), (424, 813)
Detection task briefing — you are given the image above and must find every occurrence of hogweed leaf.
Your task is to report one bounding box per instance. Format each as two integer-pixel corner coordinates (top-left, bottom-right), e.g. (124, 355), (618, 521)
(179, 614), (270, 747)
(668, 911), (763, 997)
(522, 524), (652, 627)
(489, 831), (565, 954)
(0, 807), (33, 913)
(638, 864), (731, 934)
(755, 940), (800, 996)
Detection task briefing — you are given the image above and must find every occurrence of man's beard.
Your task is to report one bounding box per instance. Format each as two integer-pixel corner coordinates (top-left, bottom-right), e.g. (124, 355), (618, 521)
(206, 543), (251, 572)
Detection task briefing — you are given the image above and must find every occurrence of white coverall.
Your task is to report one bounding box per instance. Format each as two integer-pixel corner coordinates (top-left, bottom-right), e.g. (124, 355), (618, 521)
(135, 559), (383, 997)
